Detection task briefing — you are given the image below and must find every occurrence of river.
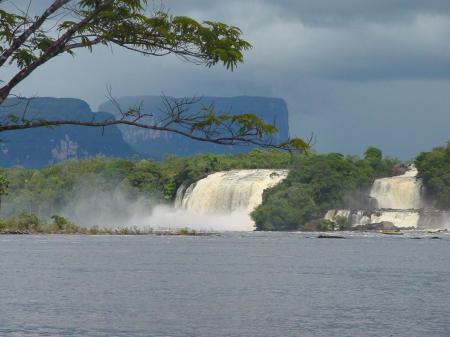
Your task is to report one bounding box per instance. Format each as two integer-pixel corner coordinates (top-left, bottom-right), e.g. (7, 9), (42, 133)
(0, 232), (449, 337)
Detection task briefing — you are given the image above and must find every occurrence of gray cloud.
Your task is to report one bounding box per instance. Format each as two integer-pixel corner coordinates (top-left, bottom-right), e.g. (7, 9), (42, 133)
(165, 0), (450, 25)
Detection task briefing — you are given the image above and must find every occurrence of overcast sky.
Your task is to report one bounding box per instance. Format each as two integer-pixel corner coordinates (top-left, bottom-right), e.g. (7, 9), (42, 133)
(2, 0), (450, 159)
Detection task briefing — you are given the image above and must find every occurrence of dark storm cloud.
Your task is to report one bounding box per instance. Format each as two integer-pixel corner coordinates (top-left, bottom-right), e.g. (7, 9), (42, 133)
(11, 1), (450, 25)
(5, 0), (450, 81)
(160, 0), (450, 81)
(165, 0), (450, 25)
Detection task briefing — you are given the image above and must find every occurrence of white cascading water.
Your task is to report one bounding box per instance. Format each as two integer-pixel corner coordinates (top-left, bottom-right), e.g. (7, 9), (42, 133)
(173, 169), (288, 231)
(371, 211), (420, 228)
(369, 167), (422, 209)
(325, 165), (437, 229)
(175, 169), (289, 230)
(325, 209), (423, 229)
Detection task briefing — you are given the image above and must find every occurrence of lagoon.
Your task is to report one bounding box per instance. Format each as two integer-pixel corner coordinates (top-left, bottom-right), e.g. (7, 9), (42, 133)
(0, 232), (449, 337)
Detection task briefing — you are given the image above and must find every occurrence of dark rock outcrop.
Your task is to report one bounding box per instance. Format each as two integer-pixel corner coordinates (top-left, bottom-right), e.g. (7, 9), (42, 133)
(353, 221), (399, 231)
(392, 163), (409, 176)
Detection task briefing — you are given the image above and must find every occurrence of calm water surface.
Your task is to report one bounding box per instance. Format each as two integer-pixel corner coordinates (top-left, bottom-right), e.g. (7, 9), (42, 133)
(0, 232), (449, 337)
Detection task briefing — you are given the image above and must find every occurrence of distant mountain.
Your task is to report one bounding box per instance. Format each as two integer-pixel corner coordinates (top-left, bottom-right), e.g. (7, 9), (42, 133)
(0, 97), (134, 168)
(0, 95), (291, 167)
(99, 95), (290, 158)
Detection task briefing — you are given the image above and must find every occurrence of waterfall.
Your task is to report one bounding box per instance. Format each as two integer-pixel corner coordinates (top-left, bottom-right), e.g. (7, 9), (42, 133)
(325, 165), (442, 229)
(326, 165), (450, 229)
(176, 169), (289, 215)
(173, 169), (288, 231)
(369, 167), (423, 209)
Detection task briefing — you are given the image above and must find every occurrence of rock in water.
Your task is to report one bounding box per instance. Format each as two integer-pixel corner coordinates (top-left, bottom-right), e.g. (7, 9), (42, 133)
(353, 221), (399, 231)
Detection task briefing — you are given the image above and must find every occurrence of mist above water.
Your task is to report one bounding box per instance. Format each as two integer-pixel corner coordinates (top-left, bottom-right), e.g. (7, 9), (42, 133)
(58, 185), (251, 231)
(3, 169), (285, 231)
(54, 175), (257, 231)
(145, 205), (254, 231)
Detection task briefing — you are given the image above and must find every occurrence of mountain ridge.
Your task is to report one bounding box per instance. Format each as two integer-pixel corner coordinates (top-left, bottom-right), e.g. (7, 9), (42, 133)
(99, 95), (290, 158)
(0, 95), (291, 167)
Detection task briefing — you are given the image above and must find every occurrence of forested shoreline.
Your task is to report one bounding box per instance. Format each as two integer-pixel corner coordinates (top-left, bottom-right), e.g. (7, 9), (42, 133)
(0, 142), (449, 233)
(415, 141), (450, 209)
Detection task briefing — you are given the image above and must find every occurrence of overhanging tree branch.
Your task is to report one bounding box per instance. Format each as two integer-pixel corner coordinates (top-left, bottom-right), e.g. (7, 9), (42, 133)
(0, 94), (309, 151)
(0, 0), (309, 152)
(0, 0), (70, 68)
(0, 118), (307, 151)
(0, 0), (114, 102)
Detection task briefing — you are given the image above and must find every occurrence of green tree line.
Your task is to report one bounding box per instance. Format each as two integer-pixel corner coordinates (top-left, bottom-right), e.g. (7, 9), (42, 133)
(1, 149), (292, 217)
(251, 148), (398, 231)
(3, 142), (449, 232)
(415, 141), (450, 209)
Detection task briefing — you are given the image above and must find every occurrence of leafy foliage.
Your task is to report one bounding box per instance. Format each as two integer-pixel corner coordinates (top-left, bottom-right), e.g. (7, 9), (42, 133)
(1, 0), (251, 73)
(0, 171), (8, 196)
(415, 141), (450, 209)
(2, 149), (293, 217)
(0, 212), (152, 234)
(0, 170), (9, 211)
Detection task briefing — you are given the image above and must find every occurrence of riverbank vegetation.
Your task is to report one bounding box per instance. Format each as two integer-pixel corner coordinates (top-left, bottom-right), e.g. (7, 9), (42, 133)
(2, 142), (449, 232)
(0, 212), (133, 234)
(251, 148), (399, 231)
(1, 149), (292, 218)
(416, 141), (450, 209)
(0, 213), (205, 236)
(0, 147), (402, 232)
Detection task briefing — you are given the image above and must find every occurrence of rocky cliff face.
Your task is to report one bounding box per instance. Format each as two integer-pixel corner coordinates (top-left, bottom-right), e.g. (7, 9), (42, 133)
(0, 97), (134, 168)
(99, 95), (290, 158)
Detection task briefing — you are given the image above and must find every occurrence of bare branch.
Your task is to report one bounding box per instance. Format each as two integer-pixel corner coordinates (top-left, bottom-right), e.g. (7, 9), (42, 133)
(0, 117), (297, 150)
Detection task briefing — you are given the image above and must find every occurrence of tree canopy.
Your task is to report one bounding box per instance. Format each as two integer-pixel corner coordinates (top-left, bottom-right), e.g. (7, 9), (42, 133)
(415, 141), (450, 209)
(2, 149), (293, 218)
(0, 0), (308, 151)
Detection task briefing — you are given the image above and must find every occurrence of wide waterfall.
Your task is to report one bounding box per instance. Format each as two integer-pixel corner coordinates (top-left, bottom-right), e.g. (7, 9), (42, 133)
(370, 167), (423, 209)
(176, 169), (288, 215)
(325, 165), (450, 229)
